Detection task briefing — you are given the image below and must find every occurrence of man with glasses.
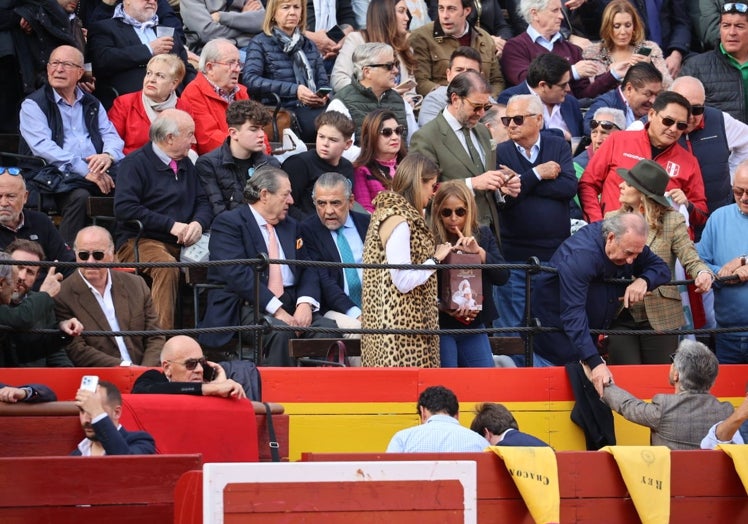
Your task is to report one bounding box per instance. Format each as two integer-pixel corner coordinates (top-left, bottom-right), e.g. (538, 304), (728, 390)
(133, 335), (246, 397)
(300, 172), (370, 338)
(492, 94), (576, 339)
(54, 226), (164, 367)
(583, 62), (664, 135)
(681, 2), (748, 123)
(411, 71), (520, 241)
(697, 160), (748, 364)
(18, 45), (125, 246)
(579, 91), (708, 229)
(182, 38), (250, 154)
(87, 0), (195, 109)
(497, 53), (583, 141)
(671, 76), (748, 230)
(410, 0), (504, 97)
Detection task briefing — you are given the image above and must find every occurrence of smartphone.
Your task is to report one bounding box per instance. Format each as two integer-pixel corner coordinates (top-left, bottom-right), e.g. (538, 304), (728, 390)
(637, 46), (652, 57)
(203, 364), (215, 383)
(315, 87), (332, 97)
(80, 375), (99, 392)
(397, 79), (416, 91)
(326, 24), (346, 43)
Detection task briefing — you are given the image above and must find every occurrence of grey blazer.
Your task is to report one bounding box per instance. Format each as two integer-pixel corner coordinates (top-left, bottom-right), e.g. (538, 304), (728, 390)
(603, 385), (734, 450)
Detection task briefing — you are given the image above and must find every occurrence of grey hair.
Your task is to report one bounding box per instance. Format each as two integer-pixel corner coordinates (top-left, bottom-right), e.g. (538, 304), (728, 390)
(149, 109), (192, 143)
(593, 107), (626, 131)
(519, 0), (552, 24)
(0, 252), (12, 282)
(312, 172), (352, 200)
(673, 339), (720, 393)
(352, 42), (394, 80)
(601, 212), (647, 240)
(243, 165), (289, 204)
(199, 38), (235, 73)
(507, 94), (543, 116)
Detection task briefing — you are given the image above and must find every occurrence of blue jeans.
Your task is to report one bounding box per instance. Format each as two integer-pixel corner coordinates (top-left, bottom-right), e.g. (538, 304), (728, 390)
(510, 352), (556, 368)
(493, 267), (526, 336)
(714, 331), (748, 364)
(439, 328), (494, 367)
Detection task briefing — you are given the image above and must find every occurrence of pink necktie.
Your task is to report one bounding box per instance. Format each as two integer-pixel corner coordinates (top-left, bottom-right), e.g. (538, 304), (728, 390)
(265, 223), (284, 297)
(168, 159), (178, 175)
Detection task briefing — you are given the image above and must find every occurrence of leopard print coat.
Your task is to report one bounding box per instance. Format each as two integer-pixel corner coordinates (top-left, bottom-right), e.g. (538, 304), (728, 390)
(361, 191), (440, 367)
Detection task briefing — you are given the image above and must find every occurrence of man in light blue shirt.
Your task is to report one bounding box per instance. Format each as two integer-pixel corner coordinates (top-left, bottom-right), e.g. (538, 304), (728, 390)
(386, 385), (488, 453)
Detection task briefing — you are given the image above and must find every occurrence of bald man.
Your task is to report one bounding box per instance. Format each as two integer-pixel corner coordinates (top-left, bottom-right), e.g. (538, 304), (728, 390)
(131, 335), (246, 398)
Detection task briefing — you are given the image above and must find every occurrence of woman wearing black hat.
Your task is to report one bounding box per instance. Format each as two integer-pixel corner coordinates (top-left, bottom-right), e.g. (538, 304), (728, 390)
(606, 159), (715, 364)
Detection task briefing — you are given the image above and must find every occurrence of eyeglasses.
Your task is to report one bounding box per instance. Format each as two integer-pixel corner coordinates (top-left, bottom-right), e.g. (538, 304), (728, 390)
(554, 81), (570, 89)
(723, 2), (748, 13)
(167, 357), (207, 370)
(462, 97), (493, 113)
(77, 250), (106, 261)
(500, 113), (537, 126)
(657, 113), (688, 131)
(440, 207), (467, 218)
(691, 105), (706, 116)
(367, 61), (398, 70)
(212, 60), (244, 69)
(47, 60), (83, 70)
(0, 167), (21, 176)
(733, 186), (748, 198)
(380, 126), (404, 137)
(669, 352), (677, 362)
(590, 119), (621, 131)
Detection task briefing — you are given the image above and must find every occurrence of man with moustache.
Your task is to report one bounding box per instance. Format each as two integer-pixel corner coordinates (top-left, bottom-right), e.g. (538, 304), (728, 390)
(72, 381), (155, 456)
(54, 226), (164, 367)
(301, 172), (369, 335)
(200, 167), (336, 366)
(697, 160), (748, 363)
(579, 91), (708, 229)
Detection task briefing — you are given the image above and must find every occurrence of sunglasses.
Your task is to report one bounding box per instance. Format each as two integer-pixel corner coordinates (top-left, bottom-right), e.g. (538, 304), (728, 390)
(733, 186), (748, 198)
(367, 61), (398, 70)
(669, 352), (677, 362)
(590, 119), (620, 131)
(0, 167), (22, 175)
(690, 105), (705, 116)
(168, 357), (207, 370)
(500, 113), (537, 126)
(440, 207), (467, 218)
(77, 250), (106, 261)
(380, 126), (404, 137)
(658, 113), (688, 131)
(723, 2), (748, 13)
(462, 97), (493, 113)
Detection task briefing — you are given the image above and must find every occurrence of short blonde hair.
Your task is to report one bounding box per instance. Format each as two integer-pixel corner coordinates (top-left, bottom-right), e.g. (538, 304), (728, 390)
(263, 0), (307, 36)
(147, 53), (186, 83)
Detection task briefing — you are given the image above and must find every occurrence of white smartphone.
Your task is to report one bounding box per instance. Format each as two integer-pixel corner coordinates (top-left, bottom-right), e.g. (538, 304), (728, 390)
(397, 79), (416, 91)
(80, 375), (99, 392)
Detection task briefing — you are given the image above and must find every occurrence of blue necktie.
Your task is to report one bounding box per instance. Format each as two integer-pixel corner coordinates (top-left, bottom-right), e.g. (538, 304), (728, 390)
(336, 228), (362, 307)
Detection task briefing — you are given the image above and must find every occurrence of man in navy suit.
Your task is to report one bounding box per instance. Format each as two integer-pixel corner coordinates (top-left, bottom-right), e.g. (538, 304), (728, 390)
(497, 53), (582, 141)
(86, 0), (195, 109)
(301, 173), (370, 335)
(72, 381), (155, 456)
(200, 166), (337, 366)
(471, 402), (550, 447)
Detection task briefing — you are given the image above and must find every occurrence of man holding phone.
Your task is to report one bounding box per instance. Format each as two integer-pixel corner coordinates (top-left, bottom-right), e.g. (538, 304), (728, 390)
(73, 380), (156, 456)
(132, 336), (247, 398)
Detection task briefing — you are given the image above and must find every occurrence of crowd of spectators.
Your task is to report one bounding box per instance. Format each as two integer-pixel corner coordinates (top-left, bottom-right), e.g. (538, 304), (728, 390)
(0, 0), (745, 374)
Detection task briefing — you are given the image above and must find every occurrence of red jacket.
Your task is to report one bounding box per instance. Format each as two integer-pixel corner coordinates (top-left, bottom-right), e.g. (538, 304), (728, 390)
(578, 127), (708, 227)
(108, 91), (193, 155)
(180, 72), (249, 155)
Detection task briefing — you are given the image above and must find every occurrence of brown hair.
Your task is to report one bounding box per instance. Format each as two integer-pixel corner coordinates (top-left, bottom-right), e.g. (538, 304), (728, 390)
(362, 0), (417, 72)
(391, 153), (439, 210)
(353, 109), (407, 190)
(599, 0), (645, 51)
(430, 180), (479, 243)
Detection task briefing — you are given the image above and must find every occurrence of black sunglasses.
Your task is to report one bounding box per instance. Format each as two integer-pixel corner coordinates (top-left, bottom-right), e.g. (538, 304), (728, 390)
(462, 97), (493, 113)
(590, 119), (620, 131)
(500, 113), (537, 126)
(690, 105), (706, 116)
(723, 2), (748, 13)
(440, 207), (467, 218)
(380, 126), (404, 137)
(170, 357), (207, 370)
(669, 352), (677, 362)
(658, 113), (688, 131)
(0, 167), (22, 175)
(77, 250), (106, 261)
(367, 61), (398, 70)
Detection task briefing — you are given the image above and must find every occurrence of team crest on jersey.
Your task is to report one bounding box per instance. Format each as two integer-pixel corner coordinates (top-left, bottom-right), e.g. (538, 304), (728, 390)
(665, 161), (680, 178)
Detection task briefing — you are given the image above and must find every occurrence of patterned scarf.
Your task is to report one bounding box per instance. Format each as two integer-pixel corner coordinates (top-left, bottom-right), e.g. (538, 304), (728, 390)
(272, 27), (316, 93)
(113, 3), (158, 30)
